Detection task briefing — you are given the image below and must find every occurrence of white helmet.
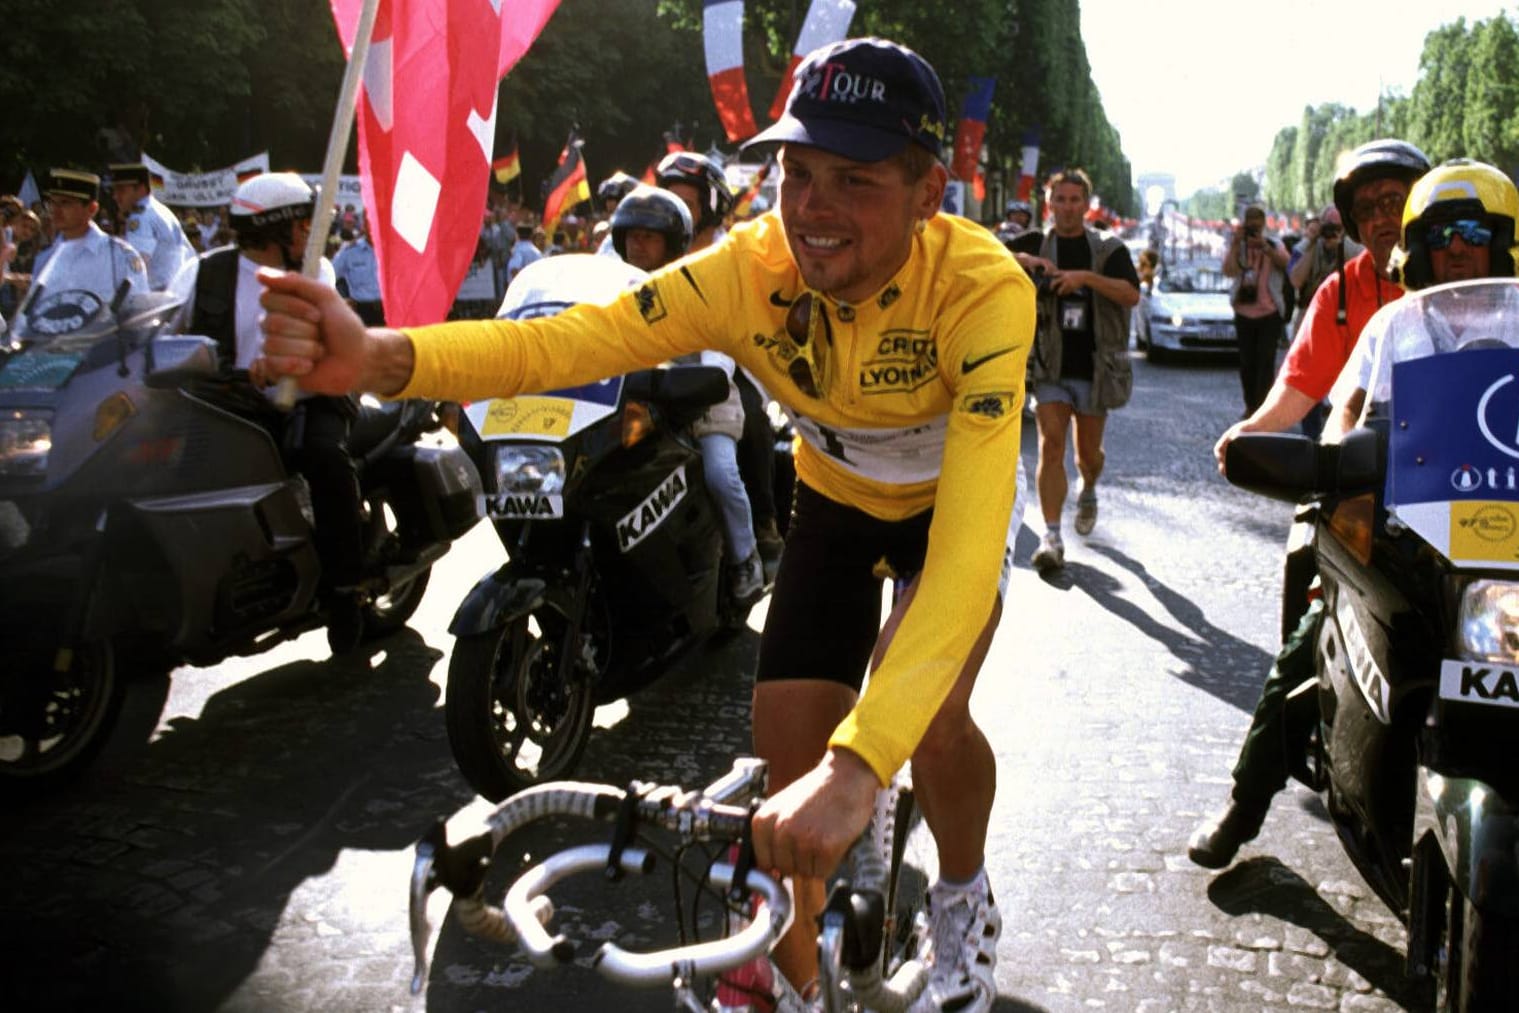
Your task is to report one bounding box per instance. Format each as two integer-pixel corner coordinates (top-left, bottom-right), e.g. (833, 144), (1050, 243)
(230, 172), (315, 229)
(496, 254), (646, 321)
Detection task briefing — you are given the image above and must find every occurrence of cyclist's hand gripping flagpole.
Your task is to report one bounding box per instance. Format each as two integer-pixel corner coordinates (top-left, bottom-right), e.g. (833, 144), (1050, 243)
(271, 0), (379, 410)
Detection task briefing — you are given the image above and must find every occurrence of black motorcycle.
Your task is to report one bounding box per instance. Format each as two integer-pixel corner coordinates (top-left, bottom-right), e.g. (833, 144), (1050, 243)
(0, 287), (482, 793)
(443, 255), (790, 801)
(1225, 278), (1519, 1009)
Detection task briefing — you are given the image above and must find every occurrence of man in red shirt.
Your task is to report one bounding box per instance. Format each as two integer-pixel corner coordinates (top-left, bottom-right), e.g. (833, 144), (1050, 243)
(1190, 143), (1430, 868)
(1212, 140), (1430, 470)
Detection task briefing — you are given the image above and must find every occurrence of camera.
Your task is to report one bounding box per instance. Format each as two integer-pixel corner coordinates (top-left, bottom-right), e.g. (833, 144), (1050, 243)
(1031, 269), (1055, 295)
(1237, 268), (1258, 303)
(1244, 225), (1261, 239)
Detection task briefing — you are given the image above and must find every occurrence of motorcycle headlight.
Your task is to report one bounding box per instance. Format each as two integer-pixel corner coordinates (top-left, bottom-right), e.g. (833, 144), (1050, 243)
(492, 444), (565, 496)
(1456, 579), (1519, 664)
(0, 410), (52, 477)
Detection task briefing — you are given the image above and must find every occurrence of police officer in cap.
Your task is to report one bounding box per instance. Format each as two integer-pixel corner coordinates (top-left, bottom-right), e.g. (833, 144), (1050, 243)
(31, 168), (148, 305)
(109, 162), (195, 291)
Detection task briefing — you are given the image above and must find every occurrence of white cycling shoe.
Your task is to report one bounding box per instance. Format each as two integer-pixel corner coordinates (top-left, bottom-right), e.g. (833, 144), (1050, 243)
(909, 872), (1001, 1012)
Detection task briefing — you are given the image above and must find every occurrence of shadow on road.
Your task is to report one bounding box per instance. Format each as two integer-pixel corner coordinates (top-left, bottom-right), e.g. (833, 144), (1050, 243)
(1051, 543), (1272, 712)
(1206, 856), (1427, 1009)
(0, 628), (467, 1012)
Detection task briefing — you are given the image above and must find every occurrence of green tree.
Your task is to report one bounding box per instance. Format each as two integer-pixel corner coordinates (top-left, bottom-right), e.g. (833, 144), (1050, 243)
(1406, 18), (1472, 163)
(1462, 15), (1519, 176)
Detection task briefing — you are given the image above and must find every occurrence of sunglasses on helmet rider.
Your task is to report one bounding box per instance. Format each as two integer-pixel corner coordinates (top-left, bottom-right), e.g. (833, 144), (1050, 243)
(1425, 219), (1494, 251)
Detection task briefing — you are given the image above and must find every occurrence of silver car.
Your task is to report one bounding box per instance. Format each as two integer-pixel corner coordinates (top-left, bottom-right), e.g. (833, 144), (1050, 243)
(1134, 264), (1236, 362)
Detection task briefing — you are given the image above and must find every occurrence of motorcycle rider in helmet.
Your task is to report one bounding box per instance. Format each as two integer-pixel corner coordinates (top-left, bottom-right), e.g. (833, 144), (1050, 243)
(169, 172), (369, 655)
(1189, 141), (1435, 869)
(596, 171), (640, 216)
(655, 151), (784, 575)
(608, 187), (766, 604)
(1328, 158), (1519, 437)
(655, 151), (734, 253)
(608, 185), (692, 273)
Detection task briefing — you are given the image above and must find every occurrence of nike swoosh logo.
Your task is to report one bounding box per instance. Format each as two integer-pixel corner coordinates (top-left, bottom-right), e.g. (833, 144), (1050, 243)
(961, 347), (1015, 373)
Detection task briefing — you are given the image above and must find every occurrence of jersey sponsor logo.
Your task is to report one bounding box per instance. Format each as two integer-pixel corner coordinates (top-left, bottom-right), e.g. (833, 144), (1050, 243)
(790, 414), (947, 484)
(1440, 659), (1519, 709)
(617, 465), (688, 552)
(960, 391), (1018, 419)
(635, 282), (668, 324)
(961, 346), (1015, 373)
(860, 329), (937, 395)
(481, 492), (563, 519)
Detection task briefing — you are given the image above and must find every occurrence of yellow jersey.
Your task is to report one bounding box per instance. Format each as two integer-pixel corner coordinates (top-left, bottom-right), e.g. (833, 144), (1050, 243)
(398, 210), (1036, 783)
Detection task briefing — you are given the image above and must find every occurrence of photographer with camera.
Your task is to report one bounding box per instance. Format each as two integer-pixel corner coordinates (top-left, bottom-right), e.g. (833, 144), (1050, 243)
(1013, 167), (1140, 573)
(1223, 205), (1290, 418)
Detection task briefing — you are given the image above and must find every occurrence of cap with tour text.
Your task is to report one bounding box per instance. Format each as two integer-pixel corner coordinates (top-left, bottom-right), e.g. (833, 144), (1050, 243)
(743, 37), (947, 163)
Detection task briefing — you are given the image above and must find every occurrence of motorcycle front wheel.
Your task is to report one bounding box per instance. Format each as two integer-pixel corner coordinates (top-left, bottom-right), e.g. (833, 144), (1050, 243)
(0, 639), (125, 797)
(1437, 884), (1519, 1011)
(445, 608), (596, 801)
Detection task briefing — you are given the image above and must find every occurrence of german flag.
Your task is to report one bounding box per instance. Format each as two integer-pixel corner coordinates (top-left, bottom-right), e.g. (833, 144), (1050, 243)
(493, 140), (521, 185)
(542, 129), (589, 235)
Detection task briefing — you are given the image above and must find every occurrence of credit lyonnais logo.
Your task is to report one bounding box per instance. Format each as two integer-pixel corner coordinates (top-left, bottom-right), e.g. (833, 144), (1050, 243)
(617, 466), (688, 552)
(1440, 659), (1519, 709)
(860, 329), (937, 394)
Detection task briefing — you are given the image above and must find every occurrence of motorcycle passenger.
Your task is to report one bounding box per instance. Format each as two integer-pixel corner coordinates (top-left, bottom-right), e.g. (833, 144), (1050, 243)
(610, 187), (765, 602)
(30, 168), (149, 307)
(257, 37), (1034, 1011)
(169, 172), (369, 657)
(1212, 139), (1430, 469)
(1186, 155), (1519, 873)
(1328, 158), (1519, 437)
(656, 150), (786, 578)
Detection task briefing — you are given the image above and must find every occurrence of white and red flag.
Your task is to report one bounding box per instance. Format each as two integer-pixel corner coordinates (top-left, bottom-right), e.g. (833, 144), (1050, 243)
(703, 0), (759, 143)
(329, 0), (560, 326)
(765, 0), (855, 121)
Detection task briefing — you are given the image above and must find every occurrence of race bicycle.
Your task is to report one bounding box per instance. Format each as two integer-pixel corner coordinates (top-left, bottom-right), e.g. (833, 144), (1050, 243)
(406, 756), (934, 1011)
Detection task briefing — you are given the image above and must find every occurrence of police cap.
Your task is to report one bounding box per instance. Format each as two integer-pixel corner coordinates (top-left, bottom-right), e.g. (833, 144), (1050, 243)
(46, 168), (101, 203)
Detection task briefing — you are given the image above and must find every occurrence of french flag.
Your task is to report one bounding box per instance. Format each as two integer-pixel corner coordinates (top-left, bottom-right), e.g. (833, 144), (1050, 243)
(765, 0), (856, 121)
(951, 76), (995, 185)
(704, 0), (758, 143)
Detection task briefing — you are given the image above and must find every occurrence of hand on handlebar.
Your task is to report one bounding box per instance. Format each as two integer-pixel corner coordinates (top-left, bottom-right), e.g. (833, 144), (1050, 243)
(749, 748), (879, 880)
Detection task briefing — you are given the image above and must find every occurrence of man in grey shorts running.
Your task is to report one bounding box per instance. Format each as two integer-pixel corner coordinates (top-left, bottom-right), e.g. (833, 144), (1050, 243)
(1012, 168), (1139, 571)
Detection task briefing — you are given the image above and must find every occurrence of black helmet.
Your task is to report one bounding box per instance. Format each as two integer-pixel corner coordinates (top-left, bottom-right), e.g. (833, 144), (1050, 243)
(610, 186), (693, 264)
(596, 171), (639, 208)
(656, 151), (733, 232)
(1331, 139), (1431, 243)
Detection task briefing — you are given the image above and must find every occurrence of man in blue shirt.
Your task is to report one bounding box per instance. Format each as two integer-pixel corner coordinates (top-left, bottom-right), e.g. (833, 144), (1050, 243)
(505, 223), (542, 286)
(109, 163), (194, 291)
(332, 222), (384, 325)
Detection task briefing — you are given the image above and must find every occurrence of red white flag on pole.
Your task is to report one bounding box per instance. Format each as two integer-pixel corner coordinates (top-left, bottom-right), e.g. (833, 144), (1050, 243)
(765, 0), (855, 121)
(329, 0), (560, 325)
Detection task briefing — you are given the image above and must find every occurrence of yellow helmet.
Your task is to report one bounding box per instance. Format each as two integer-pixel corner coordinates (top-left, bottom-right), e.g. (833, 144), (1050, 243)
(1389, 158), (1519, 289)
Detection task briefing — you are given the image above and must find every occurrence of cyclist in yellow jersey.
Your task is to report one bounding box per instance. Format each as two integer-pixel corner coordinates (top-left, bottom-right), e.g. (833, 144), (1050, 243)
(258, 38), (1035, 1011)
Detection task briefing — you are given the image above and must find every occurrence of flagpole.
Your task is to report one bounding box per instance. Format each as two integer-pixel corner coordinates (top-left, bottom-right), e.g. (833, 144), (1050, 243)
(274, 0), (381, 408)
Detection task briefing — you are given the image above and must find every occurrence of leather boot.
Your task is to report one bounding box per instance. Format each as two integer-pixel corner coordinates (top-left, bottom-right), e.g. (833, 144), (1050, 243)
(1187, 796), (1269, 869)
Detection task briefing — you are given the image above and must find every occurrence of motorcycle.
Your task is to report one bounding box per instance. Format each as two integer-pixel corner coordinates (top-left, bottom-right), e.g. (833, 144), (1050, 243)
(1225, 278), (1519, 1009)
(443, 255), (792, 801)
(0, 286), (483, 794)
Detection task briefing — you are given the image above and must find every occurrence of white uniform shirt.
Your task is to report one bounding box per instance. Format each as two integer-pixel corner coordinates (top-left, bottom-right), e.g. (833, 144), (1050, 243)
(32, 222), (149, 304)
(123, 194), (196, 290)
(170, 251), (335, 397)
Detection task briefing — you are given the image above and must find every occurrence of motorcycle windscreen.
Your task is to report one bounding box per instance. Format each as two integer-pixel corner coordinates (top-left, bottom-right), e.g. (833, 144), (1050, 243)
(464, 376), (624, 443)
(1390, 347), (1519, 570)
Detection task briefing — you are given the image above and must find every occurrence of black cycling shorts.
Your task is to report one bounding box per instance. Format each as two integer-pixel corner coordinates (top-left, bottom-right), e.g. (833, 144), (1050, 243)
(756, 481), (932, 690)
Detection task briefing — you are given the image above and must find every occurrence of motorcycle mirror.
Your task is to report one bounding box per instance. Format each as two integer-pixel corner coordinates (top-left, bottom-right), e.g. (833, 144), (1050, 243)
(1333, 425), (1384, 491)
(144, 335), (220, 389)
(1224, 432), (1324, 502)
